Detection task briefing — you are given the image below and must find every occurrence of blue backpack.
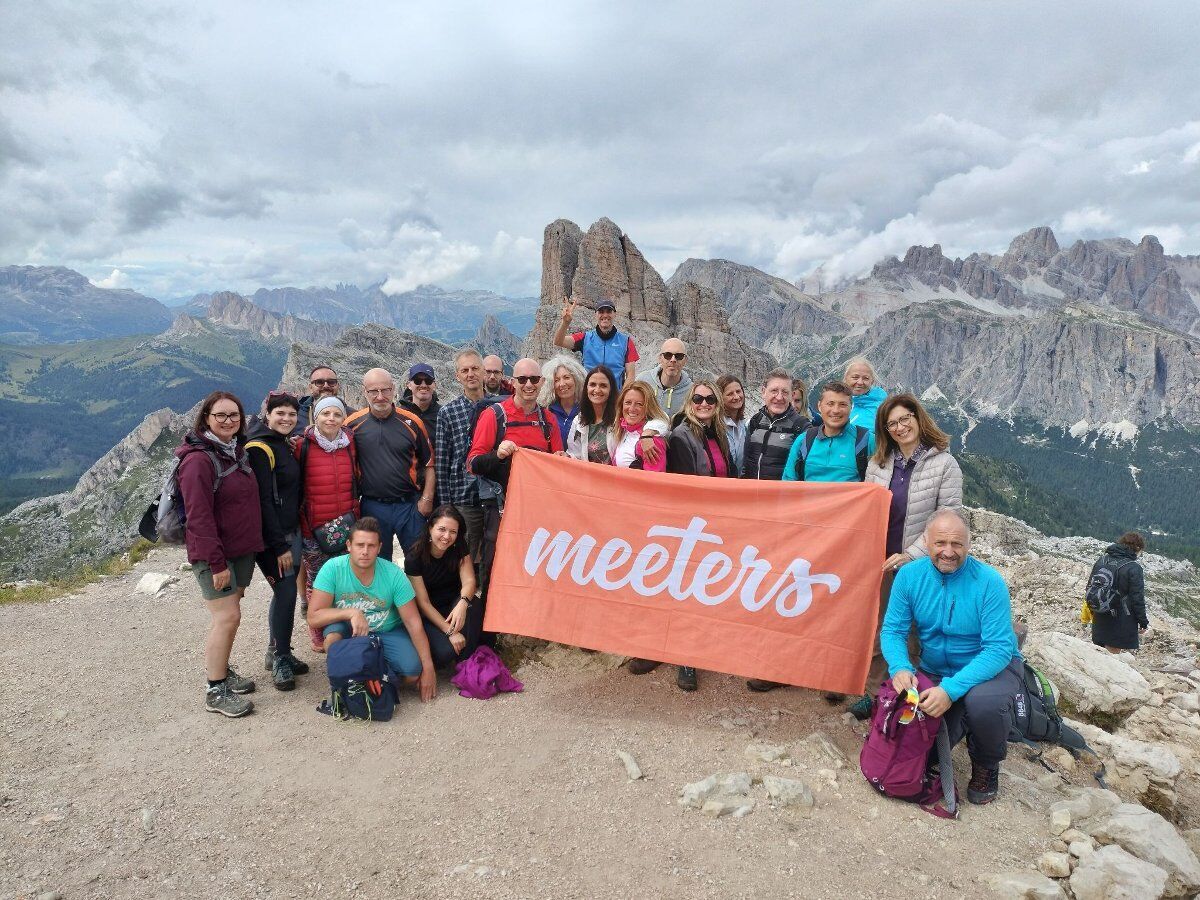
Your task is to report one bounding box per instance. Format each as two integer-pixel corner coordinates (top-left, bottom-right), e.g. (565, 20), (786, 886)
(324, 635), (400, 722)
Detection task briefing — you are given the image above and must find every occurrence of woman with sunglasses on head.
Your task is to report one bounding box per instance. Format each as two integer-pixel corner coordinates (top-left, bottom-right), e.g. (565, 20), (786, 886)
(609, 380), (668, 471)
(246, 391), (309, 691)
(406, 504), (478, 668)
(296, 395), (360, 653)
(176, 391), (264, 718)
(847, 392), (963, 719)
(715, 374), (748, 476)
(539, 354), (587, 450)
(566, 365), (619, 463)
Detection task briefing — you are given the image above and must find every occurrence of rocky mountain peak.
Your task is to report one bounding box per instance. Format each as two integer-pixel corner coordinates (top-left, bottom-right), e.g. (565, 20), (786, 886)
(473, 314), (522, 366)
(197, 291), (346, 345)
(1005, 226), (1060, 264)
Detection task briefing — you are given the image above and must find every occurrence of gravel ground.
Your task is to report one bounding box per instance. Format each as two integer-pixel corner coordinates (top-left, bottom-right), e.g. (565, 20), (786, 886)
(1, 546), (1068, 900)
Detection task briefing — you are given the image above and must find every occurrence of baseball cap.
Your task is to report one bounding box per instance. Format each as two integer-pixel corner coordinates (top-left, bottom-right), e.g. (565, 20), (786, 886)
(596, 299), (617, 312)
(408, 363), (435, 380)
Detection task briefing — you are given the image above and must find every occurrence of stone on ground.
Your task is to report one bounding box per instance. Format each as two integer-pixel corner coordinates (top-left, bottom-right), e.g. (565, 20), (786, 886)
(761, 775), (814, 811)
(1090, 803), (1200, 896)
(977, 870), (1065, 899)
(1025, 632), (1151, 718)
(701, 797), (755, 818)
(1037, 851), (1071, 878)
(134, 572), (177, 595)
(615, 750), (642, 781)
(1069, 845), (1169, 900)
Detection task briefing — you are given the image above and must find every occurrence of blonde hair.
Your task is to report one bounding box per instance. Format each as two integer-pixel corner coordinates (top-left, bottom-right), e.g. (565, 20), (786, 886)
(611, 380), (668, 439)
(843, 357), (877, 383)
(679, 379), (731, 460)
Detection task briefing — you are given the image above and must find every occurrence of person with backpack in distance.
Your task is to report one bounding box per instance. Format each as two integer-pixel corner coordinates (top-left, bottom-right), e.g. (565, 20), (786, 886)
(435, 349), (489, 562)
(467, 357), (564, 648)
(1088, 531), (1149, 652)
(246, 391), (309, 691)
(176, 391), (264, 718)
(307, 517), (436, 701)
(297, 396), (359, 653)
(406, 505), (478, 668)
(565, 365), (619, 463)
(553, 297), (640, 391)
(881, 509), (1022, 806)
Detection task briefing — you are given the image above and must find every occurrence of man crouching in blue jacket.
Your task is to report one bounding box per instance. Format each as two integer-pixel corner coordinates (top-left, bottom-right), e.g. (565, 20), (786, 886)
(881, 508), (1022, 805)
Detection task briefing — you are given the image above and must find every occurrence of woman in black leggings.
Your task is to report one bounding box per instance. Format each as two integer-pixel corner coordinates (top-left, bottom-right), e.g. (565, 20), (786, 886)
(406, 505), (478, 668)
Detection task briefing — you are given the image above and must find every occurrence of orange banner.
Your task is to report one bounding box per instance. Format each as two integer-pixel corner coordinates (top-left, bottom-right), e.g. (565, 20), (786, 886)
(484, 451), (890, 694)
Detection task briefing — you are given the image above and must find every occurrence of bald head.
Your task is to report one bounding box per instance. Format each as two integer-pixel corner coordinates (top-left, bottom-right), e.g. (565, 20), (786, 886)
(658, 337), (688, 381)
(512, 357), (541, 409)
(925, 509), (969, 574)
(363, 367), (396, 415)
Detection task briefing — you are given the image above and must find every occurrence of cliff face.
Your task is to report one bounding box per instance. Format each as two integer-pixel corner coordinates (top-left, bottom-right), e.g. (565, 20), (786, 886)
(815, 302), (1200, 428)
(473, 314), (522, 367)
(200, 291), (346, 345)
(525, 218), (775, 384)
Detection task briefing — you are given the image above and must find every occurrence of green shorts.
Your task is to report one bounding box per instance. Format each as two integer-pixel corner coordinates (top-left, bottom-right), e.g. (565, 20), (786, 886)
(193, 554), (256, 601)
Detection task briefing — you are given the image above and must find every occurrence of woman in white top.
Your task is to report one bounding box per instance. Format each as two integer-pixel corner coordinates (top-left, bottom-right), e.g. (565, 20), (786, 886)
(609, 380), (668, 471)
(566, 365), (619, 463)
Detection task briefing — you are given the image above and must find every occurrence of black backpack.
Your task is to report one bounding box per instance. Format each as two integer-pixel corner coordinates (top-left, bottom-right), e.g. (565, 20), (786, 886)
(791, 425), (870, 482)
(1009, 660), (1106, 787)
(1085, 554), (1133, 617)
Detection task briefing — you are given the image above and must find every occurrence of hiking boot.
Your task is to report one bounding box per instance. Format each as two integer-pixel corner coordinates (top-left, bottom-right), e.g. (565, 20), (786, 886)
(271, 656), (296, 691)
(823, 691), (847, 703)
(676, 666), (697, 692)
(206, 682), (253, 718)
(746, 679), (781, 692)
(282, 653), (309, 675)
(224, 665), (256, 695)
(848, 693), (874, 721)
(627, 658), (661, 675)
(967, 762), (1000, 805)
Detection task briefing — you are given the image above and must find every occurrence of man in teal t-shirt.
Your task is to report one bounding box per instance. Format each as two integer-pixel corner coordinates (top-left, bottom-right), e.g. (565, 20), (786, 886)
(782, 380), (875, 483)
(308, 517), (436, 701)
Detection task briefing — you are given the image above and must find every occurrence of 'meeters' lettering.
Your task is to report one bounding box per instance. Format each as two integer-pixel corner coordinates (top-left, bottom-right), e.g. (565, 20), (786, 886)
(522, 516), (841, 617)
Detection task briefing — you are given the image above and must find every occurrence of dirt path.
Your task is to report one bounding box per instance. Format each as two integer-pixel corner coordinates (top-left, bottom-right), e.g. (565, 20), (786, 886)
(2, 547), (1067, 899)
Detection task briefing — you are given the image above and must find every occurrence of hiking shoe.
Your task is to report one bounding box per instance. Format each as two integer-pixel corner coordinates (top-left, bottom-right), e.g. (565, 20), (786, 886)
(224, 665), (256, 695)
(848, 693), (874, 721)
(967, 763), (1000, 805)
(746, 679), (781, 692)
(822, 691), (847, 703)
(627, 658), (661, 675)
(206, 682), (253, 718)
(282, 653), (309, 675)
(272, 656), (296, 691)
(676, 666), (697, 692)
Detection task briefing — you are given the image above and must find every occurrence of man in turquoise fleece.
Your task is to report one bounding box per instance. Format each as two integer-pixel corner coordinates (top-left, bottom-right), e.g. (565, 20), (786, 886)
(881, 508), (1022, 805)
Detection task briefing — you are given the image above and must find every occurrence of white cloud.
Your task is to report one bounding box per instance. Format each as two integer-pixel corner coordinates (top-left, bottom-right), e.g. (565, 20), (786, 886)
(1059, 206), (1116, 233)
(91, 267), (129, 289)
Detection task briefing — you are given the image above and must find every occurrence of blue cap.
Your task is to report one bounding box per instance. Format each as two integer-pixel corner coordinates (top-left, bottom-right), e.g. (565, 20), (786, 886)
(408, 363), (435, 380)
(595, 299), (617, 312)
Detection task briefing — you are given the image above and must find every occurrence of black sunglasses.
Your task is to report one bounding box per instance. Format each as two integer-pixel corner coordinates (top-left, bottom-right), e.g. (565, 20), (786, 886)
(691, 394), (718, 406)
(514, 375), (542, 385)
(411, 376), (434, 386)
(661, 352), (686, 361)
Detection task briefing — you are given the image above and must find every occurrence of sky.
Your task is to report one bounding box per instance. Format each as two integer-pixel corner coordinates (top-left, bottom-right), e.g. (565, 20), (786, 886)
(2, 1), (1199, 303)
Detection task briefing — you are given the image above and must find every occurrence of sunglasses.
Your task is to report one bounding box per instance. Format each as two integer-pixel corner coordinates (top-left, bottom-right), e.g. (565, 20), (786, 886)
(311, 378), (339, 387)
(690, 394), (718, 406)
(898, 687), (921, 725)
(660, 352), (686, 361)
(268, 390), (297, 399)
(411, 376), (434, 387)
(514, 375), (542, 385)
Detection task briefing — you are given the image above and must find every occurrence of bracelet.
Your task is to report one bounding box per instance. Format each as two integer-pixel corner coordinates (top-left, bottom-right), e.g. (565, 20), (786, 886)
(459, 596), (472, 607)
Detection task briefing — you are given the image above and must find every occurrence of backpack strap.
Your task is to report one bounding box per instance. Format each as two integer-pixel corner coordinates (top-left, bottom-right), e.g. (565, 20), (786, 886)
(854, 426), (870, 482)
(244, 439), (281, 506)
(535, 407), (553, 451)
(794, 425), (820, 480)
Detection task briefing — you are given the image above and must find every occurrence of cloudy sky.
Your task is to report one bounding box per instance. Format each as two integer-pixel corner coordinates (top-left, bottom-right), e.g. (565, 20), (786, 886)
(2, 1), (1198, 302)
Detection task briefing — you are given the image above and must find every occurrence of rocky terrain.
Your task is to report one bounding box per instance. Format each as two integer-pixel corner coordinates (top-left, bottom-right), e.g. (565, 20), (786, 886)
(524, 218), (773, 385)
(473, 313), (522, 366)
(3, 508), (1199, 899)
(175, 291), (346, 346)
(0, 265), (174, 344)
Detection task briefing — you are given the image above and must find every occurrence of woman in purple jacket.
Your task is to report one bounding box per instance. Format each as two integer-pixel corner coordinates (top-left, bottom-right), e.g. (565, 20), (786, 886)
(176, 391), (265, 719)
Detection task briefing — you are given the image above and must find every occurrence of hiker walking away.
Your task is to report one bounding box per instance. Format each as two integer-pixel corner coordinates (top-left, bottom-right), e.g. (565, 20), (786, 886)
(307, 517), (437, 701)
(434, 349), (488, 561)
(467, 357), (564, 647)
(406, 505), (478, 668)
(399, 363), (441, 447)
(294, 365), (346, 436)
(1089, 532), (1149, 652)
(177, 391), (264, 718)
(297, 396), (359, 653)
(345, 368), (435, 562)
(716, 374), (748, 476)
(246, 391), (310, 691)
(482, 355), (513, 396)
(565, 365), (619, 463)
(844, 357), (887, 429)
(848, 393), (963, 718)
(636, 338), (693, 421)
(539, 354), (587, 449)
(882, 509), (1022, 806)
(610, 380), (668, 471)
(553, 297), (640, 391)
(628, 381), (733, 693)
(741, 368), (809, 482)
(783, 381), (875, 483)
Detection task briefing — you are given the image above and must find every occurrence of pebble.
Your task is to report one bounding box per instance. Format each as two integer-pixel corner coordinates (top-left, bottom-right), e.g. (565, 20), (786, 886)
(37, 892), (63, 900)
(1049, 807), (1071, 836)
(142, 808), (156, 833)
(615, 750), (643, 781)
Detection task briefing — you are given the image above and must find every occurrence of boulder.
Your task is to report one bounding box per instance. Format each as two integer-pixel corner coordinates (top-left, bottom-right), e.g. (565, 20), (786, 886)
(1069, 845), (1169, 900)
(977, 871), (1065, 899)
(1025, 632), (1151, 719)
(1090, 803), (1200, 896)
(134, 572), (177, 595)
(1037, 851), (1071, 878)
(1049, 786), (1121, 824)
(1066, 718), (1182, 813)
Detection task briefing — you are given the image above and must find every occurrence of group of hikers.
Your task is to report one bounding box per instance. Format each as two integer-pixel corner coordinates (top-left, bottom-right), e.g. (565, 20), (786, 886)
(174, 297), (1150, 809)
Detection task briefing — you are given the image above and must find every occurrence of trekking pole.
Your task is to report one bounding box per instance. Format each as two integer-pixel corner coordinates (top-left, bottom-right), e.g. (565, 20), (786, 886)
(936, 720), (957, 817)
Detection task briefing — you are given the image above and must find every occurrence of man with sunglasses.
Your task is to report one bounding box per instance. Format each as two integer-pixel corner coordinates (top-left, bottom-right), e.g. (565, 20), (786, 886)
(400, 363), (441, 446)
(467, 357), (564, 647)
(636, 338), (693, 421)
(294, 366), (345, 436)
(553, 296), (639, 391)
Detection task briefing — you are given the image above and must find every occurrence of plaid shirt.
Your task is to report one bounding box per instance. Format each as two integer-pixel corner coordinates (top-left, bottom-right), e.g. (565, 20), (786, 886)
(435, 393), (481, 506)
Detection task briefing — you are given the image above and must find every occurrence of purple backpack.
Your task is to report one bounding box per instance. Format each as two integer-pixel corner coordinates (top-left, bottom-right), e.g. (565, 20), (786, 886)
(859, 672), (958, 819)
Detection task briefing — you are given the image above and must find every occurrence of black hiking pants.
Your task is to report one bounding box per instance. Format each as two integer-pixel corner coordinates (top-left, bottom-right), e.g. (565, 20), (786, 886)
(257, 531), (302, 657)
(931, 658), (1023, 769)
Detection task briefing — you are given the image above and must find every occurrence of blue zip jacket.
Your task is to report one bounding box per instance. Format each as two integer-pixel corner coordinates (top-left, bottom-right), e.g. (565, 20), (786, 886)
(849, 384), (887, 429)
(881, 555), (1019, 701)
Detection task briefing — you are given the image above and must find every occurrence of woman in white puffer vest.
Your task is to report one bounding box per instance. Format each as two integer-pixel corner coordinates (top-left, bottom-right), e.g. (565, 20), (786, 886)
(850, 393), (963, 719)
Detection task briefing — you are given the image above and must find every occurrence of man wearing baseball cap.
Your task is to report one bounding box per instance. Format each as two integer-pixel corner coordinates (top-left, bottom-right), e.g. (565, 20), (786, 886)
(552, 295), (640, 390)
(400, 362), (441, 445)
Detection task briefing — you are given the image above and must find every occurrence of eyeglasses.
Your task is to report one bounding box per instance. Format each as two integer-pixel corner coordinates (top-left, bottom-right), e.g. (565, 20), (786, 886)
(311, 378), (339, 387)
(514, 375), (542, 385)
(660, 352), (686, 361)
(411, 376), (434, 387)
(886, 414), (917, 431)
(208, 411), (241, 423)
(690, 394), (718, 406)
(365, 387), (394, 397)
